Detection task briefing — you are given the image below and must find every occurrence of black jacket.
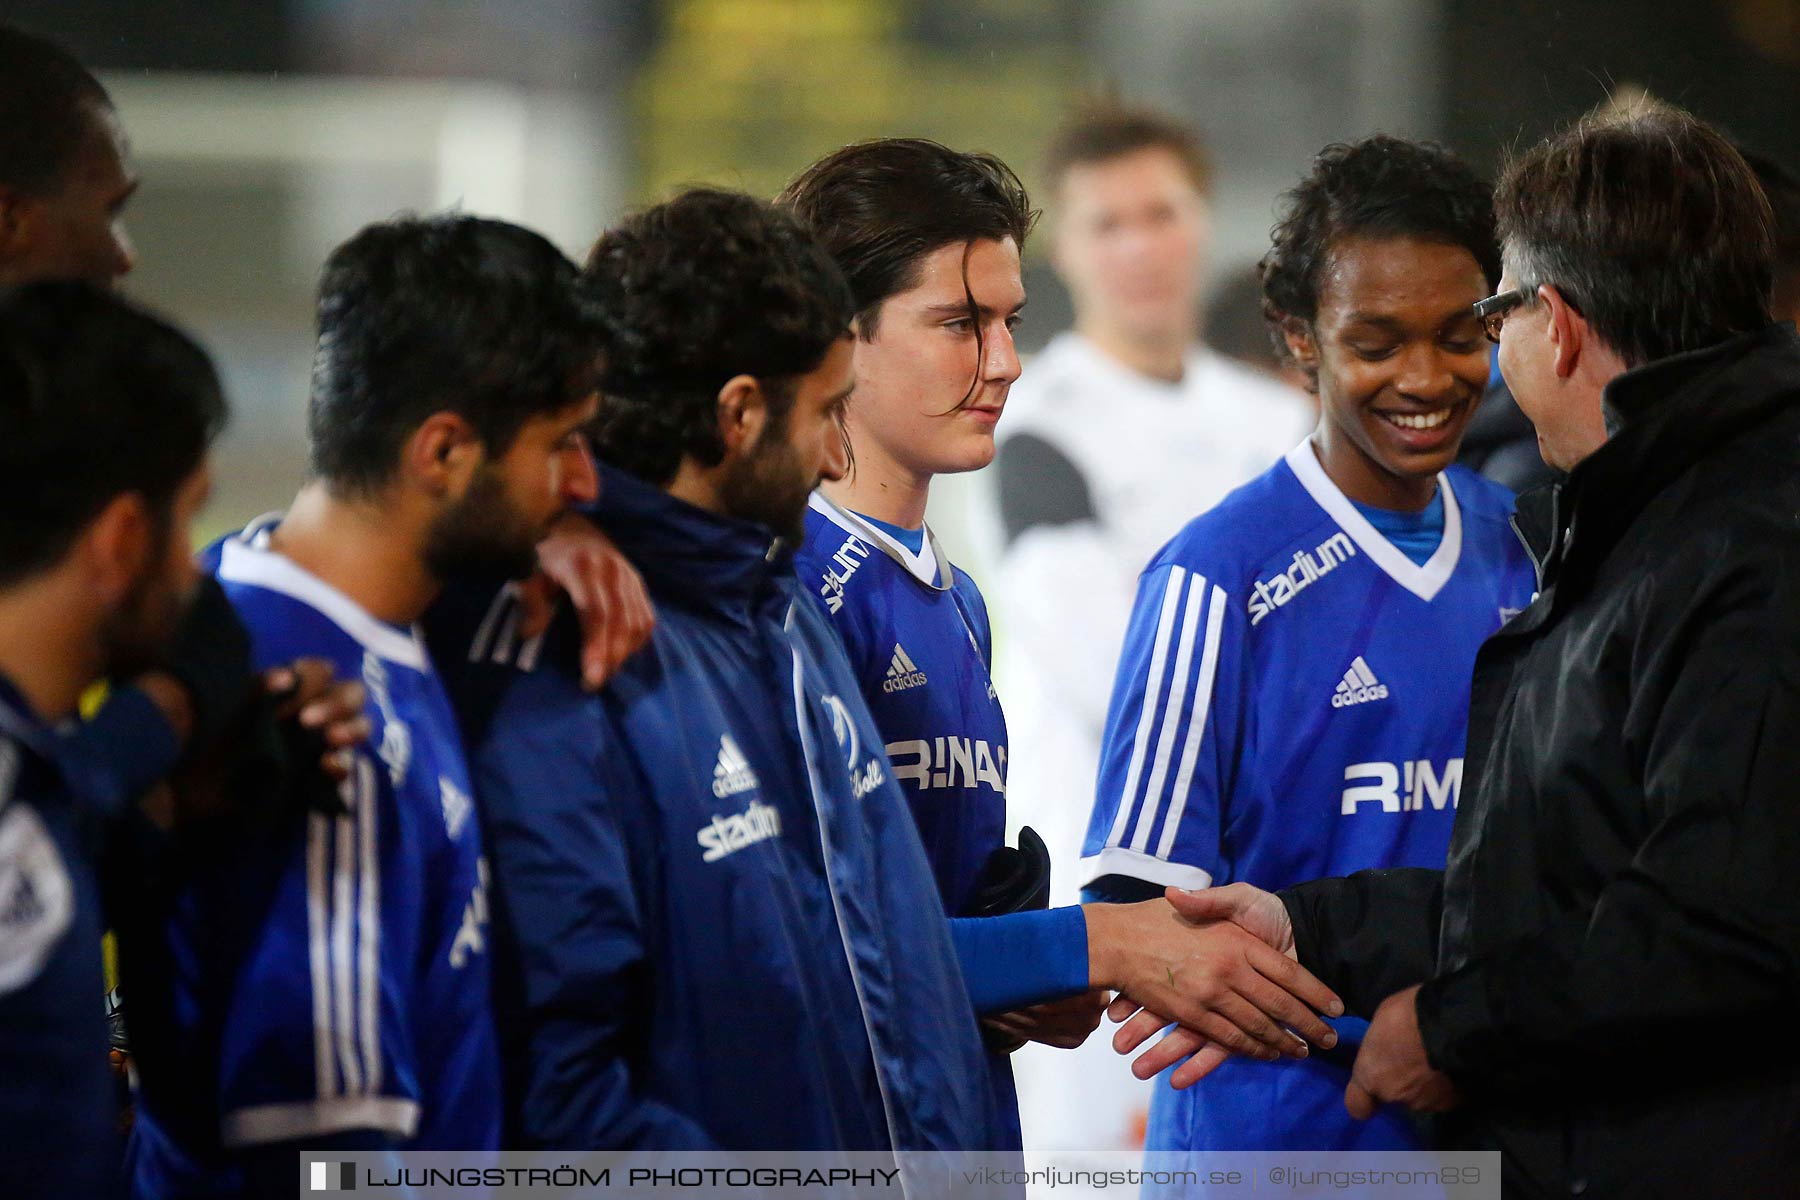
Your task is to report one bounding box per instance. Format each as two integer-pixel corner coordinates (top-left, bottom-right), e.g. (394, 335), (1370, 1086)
(1282, 325), (1800, 1198)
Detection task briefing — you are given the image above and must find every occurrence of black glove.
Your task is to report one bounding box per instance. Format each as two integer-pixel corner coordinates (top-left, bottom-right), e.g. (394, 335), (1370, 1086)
(157, 574), (258, 750)
(968, 826), (1052, 916)
(157, 577), (345, 822)
(229, 675), (347, 820)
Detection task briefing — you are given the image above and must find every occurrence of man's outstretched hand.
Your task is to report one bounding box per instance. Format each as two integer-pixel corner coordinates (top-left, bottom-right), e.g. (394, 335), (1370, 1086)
(1165, 882), (1298, 954)
(1105, 883), (1319, 1087)
(1084, 891), (1342, 1078)
(517, 513), (654, 690)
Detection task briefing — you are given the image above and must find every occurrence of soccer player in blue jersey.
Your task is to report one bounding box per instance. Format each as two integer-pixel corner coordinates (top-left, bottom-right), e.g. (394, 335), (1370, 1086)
(779, 140), (1040, 933)
(779, 142), (1101, 1149)
(1084, 137), (1537, 1155)
(125, 214), (602, 1197)
(778, 139), (1349, 1151)
(0, 284), (224, 1200)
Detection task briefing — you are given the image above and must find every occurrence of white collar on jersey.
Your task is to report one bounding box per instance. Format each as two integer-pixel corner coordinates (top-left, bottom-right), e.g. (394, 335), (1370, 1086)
(807, 491), (952, 591)
(218, 516), (430, 669)
(1283, 442), (1462, 602)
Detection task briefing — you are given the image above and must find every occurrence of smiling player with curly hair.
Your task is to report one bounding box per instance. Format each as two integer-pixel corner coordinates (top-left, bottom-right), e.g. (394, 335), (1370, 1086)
(1084, 136), (1537, 1161)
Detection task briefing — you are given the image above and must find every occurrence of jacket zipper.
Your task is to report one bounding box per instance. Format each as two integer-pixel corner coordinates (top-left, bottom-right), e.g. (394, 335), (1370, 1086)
(1509, 512), (1546, 594)
(780, 604), (911, 1185)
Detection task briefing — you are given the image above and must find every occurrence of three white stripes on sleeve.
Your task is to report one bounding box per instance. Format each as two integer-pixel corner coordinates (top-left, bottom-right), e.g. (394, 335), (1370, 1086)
(1103, 565), (1228, 862)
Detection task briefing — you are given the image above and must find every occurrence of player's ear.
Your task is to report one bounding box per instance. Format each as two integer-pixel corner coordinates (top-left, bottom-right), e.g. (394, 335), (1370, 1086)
(80, 491), (156, 606)
(407, 412), (484, 496)
(1541, 283), (1584, 380)
(1279, 316), (1321, 394)
(0, 184), (44, 264)
(715, 374), (767, 457)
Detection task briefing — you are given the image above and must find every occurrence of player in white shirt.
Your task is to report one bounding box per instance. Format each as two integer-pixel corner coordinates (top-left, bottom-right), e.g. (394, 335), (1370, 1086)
(974, 105), (1310, 1152)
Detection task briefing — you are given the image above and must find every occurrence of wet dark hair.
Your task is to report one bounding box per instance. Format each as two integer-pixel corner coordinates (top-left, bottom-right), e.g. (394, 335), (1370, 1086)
(1044, 102), (1212, 195)
(1496, 98), (1773, 367)
(308, 213), (603, 494)
(777, 137), (1036, 338)
(0, 24), (112, 195)
(778, 138), (1035, 419)
(1262, 135), (1500, 353)
(582, 187), (854, 485)
(0, 282), (225, 586)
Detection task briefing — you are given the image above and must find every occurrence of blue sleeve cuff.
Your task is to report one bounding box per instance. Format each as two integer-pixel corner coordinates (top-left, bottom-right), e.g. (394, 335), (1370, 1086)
(60, 685), (182, 817)
(948, 906), (1090, 1014)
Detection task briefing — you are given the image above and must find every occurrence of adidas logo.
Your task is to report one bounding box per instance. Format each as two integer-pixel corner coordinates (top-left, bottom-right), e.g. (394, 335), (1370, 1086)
(882, 644), (928, 694)
(439, 775), (473, 841)
(711, 734), (759, 799)
(1331, 656), (1389, 708)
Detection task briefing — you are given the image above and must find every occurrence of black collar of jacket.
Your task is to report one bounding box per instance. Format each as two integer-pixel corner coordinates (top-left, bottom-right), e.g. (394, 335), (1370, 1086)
(582, 460), (793, 627)
(1511, 322), (1800, 595)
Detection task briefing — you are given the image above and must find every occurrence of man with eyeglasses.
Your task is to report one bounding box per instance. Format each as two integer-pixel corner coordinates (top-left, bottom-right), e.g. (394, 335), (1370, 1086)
(1454, 324), (1562, 496)
(1124, 97), (1800, 1197)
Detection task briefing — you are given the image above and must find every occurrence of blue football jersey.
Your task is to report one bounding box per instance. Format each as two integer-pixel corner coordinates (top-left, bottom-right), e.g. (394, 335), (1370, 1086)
(796, 493), (1024, 1153)
(129, 520), (499, 1196)
(797, 494), (1009, 919)
(1083, 444), (1536, 1153)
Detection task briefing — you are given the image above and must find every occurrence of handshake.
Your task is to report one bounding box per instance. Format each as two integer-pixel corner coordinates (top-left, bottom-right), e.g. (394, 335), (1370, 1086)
(1083, 883), (1335, 1086)
(1015, 883), (1458, 1120)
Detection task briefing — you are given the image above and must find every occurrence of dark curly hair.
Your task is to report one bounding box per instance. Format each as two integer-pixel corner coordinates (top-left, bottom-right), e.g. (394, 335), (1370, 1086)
(1261, 136), (1499, 356)
(582, 187), (854, 485)
(309, 213), (603, 495)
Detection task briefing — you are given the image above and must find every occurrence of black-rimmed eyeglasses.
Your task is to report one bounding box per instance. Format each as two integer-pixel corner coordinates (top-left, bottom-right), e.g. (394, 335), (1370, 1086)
(1472, 287), (1533, 343)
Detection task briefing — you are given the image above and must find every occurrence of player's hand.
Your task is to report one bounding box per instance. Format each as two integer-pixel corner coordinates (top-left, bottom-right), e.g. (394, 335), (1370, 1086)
(980, 988), (1111, 1051)
(1164, 883), (1297, 958)
(264, 658), (369, 782)
(1112, 1017), (1229, 1087)
(1112, 1019), (1231, 1087)
(1084, 898), (1342, 1064)
(519, 513), (654, 690)
(979, 1018), (1027, 1056)
(1344, 985), (1459, 1119)
(1104, 884), (1315, 1086)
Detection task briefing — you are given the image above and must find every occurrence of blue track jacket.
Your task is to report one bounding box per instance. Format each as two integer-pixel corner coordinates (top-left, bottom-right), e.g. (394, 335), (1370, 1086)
(429, 464), (1000, 1156)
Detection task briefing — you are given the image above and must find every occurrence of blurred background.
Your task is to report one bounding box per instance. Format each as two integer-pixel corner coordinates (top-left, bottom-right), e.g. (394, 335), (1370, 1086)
(14, 0), (1797, 1173)
(14, 0), (1800, 549)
